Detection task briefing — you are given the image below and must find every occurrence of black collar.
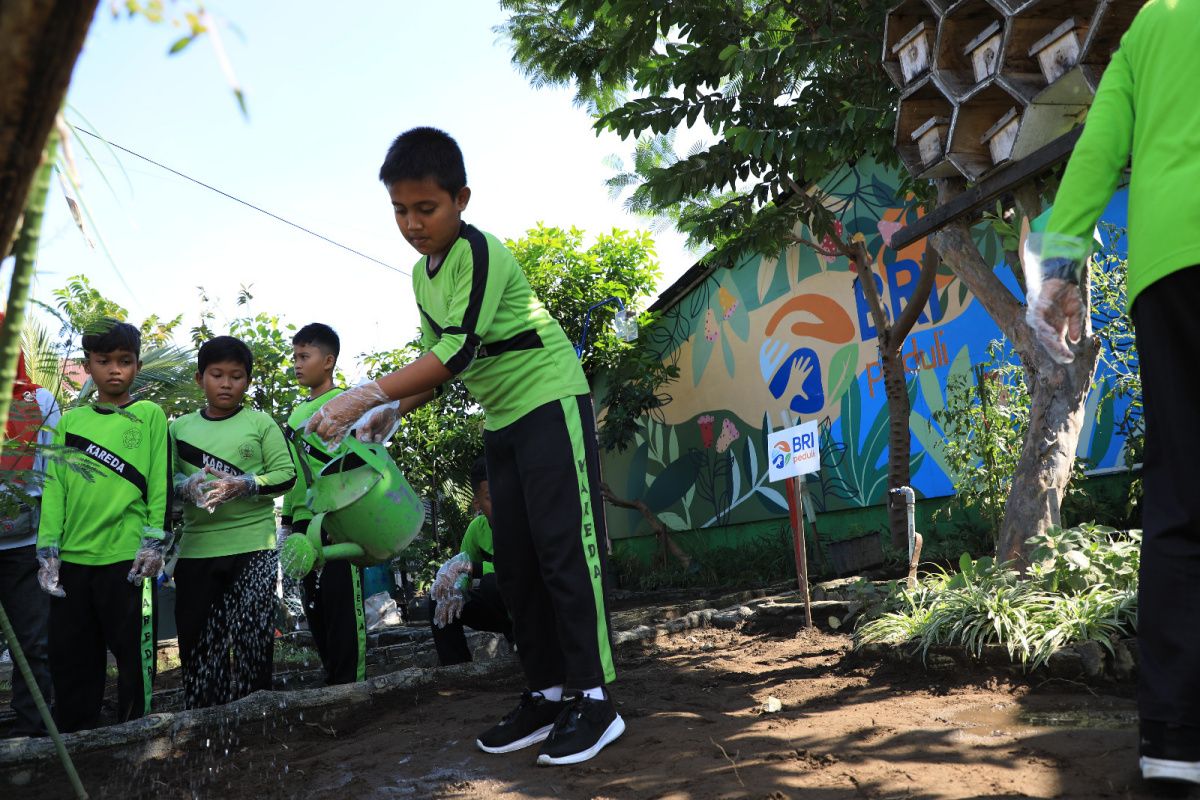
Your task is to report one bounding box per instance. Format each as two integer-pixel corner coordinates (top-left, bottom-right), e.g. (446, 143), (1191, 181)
(201, 404), (246, 422)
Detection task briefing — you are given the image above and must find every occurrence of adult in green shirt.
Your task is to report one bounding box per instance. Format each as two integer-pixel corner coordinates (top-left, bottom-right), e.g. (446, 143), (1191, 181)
(429, 457), (512, 666)
(1033, 0), (1200, 785)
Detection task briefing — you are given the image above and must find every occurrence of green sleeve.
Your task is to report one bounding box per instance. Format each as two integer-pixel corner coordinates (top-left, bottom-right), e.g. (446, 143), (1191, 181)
(429, 238), (508, 374)
(281, 437), (308, 525)
(144, 406), (170, 538)
(1046, 44), (1134, 244)
(35, 418), (67, 550)
(253, 418), (297, 499)
(459, 521), (482, 565)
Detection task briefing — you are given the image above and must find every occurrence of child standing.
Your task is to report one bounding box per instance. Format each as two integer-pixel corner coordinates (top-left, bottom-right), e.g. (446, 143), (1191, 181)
(36, 321), (169, 732)
(170, 336), (296, 709)
(280, 322), (367, 685)
(308, 127), (622, 765)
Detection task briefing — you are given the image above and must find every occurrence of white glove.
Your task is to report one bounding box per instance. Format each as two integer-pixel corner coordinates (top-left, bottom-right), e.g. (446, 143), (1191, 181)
(200, 473), (258, 512)
(36, 547), (65, 597)
(128, 535), (165, 585)
(276, 524), (292, 550)
(175, 471), (210, 506)
(430, 552), (472, 629)
(1027, 279), (1085, 364)
(434, 590), (465, 628)
(356, 404), (401, 444)
(305, 381), (390, 449)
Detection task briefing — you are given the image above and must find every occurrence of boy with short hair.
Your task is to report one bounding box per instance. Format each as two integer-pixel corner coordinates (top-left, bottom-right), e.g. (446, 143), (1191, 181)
(280, 322), (367, 685)
(308, 127), (622, 765)
(429, 455), (512, 666)
(170, 336), (296, 709)
(36, 320), (169, 732)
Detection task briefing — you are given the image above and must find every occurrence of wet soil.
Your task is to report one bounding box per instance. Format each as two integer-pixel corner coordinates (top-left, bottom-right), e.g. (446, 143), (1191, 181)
(15, 617), (1193, 800)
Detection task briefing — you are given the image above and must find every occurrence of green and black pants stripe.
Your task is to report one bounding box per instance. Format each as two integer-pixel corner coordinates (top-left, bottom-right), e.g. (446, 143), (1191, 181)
(485, 394), (616, 691)
(49, 560), (156, 733)
(296, 525), (366, 685)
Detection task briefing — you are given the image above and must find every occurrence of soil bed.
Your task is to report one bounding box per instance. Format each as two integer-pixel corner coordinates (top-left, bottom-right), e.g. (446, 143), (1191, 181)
(8, 610), (1187, 800)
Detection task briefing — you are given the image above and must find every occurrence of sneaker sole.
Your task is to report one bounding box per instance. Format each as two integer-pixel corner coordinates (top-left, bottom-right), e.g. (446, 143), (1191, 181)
(1141, 756), (1200, 785)
(476, 724), (554, 754)
(536, 714), (626, 766)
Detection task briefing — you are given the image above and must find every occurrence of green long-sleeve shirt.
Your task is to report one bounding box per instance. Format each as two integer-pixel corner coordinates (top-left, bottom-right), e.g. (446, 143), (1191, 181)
(281, 387), (343, 526)
(1046, 0), (1200, 308)
(459, 514), (495, 578)
(170, 405), (296, 559)
(37, 401), (171, 565)
(413, 223), (590, 431)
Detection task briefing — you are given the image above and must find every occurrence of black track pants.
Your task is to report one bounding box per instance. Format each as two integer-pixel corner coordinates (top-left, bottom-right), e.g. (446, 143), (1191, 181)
(49, 560), (156, 733)
(301, 556), (366, 685)
(174, 550), (276, 709)
(1132, 265), (1200, 726)
(0, 545), (52, 736)
(430, 572), (512, 666)
(485, 395), (616, 692)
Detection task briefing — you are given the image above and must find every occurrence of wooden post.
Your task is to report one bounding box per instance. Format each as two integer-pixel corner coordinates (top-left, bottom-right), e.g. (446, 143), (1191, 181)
(785, 476), (814, 629)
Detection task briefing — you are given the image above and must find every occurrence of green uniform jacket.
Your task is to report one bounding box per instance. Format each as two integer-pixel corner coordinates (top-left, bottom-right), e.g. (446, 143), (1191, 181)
(413, 223), (590, 431)
(170, 406), (296, 559)
(281, 387), (343, 526)
(460, 514), (495, 578)
(37, 401), (170, 565)
(1046, 0), (1200, 308)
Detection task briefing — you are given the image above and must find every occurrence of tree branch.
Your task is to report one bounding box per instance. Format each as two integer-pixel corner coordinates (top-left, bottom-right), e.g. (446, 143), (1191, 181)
(930, 219), (1023, 342)
(601, 482), (692, 569)
(892, 245), (939, 343)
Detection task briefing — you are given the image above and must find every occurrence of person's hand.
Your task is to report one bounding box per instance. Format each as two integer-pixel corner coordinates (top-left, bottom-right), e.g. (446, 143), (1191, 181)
(36, 547), (65, 597)
(305, 381), (391, 449)
(276, 524), (292, 550)
(175, 471), (210, 506)
(433, 589), (465, 628)
(1027, 278), (1085, 364)
(356, 405), (401, 444)
(128, 535), (165, 584)
(431, 552), (472, 602)
(200, 473), (258, 512)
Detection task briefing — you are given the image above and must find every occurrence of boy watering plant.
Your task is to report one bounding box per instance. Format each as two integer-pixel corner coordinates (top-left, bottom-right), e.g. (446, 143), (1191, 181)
(307, 127), (622, 766)
(170, 336), (295, 709)
(280, 322), (367, 685)
(36, 321), (169, 732)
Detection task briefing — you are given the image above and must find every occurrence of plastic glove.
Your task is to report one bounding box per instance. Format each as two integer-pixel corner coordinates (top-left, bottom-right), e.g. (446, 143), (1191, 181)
(175, 471), (210, 506)
(276, 524), (292, 550)
(200, 473), (258, 512)
(430, 552), (472, 603)
(433, 589), (465, 629)
(356, 403), (401, 444)
(36, 546), (65, 597)
(1022, 232), (1090, 365)
(305, 381), (390, 449)
(128, 534), (165, 585)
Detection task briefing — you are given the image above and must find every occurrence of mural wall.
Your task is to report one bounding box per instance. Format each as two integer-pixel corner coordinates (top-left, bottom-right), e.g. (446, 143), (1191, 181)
(601, 160), (1131, 540)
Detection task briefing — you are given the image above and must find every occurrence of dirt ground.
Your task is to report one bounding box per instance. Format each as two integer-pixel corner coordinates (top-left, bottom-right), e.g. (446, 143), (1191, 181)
(18, 615), (1196, 800)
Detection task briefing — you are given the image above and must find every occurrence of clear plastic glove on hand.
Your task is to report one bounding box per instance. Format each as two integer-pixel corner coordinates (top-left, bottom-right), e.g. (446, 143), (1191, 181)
(175, 471), (210, 507)
(36, 546), (65, 597)
(356, 403), (401, 444)
(200, 472), (258, 512)
(1023, 233), (1091, 365)
(276, 524), (292, 550)
(433, 590), (465, 628)
(431, 552), (472, 602)
(305, 381), (390, 449)
(128, 533), (166, 584)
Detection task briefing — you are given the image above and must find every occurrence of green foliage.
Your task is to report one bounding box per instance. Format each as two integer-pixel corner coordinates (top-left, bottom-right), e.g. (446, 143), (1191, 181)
(856, 524), (1140, 669)
(610, 525), (795, 591)
(499, 0), (913, 260)
(507, 224), (678, 452)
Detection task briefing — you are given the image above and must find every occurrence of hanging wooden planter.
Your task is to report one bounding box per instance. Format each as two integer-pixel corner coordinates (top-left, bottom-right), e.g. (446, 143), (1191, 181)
(981, 106), (1021, 164)
(1029, 17), (1087, 83)
(893, 21), (934, 83)
(913, 116), (952, 165)
(964, 21), (1003, 83)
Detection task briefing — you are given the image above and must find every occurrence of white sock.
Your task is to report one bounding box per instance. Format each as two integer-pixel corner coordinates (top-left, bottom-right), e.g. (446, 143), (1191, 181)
(581, 686), (605, 700)
(533, 685), (563, 702)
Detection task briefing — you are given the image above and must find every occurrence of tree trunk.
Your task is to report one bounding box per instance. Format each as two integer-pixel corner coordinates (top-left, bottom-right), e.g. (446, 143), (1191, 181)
(0, 0), (99, 260)
(600, 482), (692, 570)
(928, 183), (1098, 568)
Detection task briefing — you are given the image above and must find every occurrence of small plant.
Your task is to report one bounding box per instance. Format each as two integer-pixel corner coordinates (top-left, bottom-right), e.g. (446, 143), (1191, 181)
(1027, 523), (1140, 594)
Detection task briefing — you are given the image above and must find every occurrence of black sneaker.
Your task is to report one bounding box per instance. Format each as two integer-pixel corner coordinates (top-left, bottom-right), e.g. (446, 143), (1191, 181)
(536, 690), (625, 766)
(1140, 720), (1200, 785)
(476, 691), (566, 754)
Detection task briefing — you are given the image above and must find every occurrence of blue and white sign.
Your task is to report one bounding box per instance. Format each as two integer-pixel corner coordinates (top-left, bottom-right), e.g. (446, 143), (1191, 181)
(768, 420), (820, 482)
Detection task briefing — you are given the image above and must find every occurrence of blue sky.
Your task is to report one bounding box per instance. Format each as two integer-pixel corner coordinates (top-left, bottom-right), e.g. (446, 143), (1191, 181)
(26, 2), (696, 373)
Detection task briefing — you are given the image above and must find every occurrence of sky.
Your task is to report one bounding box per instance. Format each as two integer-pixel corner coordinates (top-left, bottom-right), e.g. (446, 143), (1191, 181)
(21, 1), (699, 376)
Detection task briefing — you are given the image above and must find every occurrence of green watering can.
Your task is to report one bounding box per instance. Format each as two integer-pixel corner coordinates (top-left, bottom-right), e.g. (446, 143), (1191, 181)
(281, 436), (423, 580)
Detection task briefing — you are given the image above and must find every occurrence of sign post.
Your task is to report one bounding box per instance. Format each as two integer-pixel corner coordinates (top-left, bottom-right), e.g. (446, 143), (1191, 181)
(768, 420), (820, 629)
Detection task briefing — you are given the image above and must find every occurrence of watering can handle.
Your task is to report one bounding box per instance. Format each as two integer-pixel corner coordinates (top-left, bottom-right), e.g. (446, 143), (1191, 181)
(343, 436), (396, 477)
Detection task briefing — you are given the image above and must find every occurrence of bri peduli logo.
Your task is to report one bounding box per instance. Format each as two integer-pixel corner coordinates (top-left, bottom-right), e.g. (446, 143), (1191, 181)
(771, 440), (791, 470)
